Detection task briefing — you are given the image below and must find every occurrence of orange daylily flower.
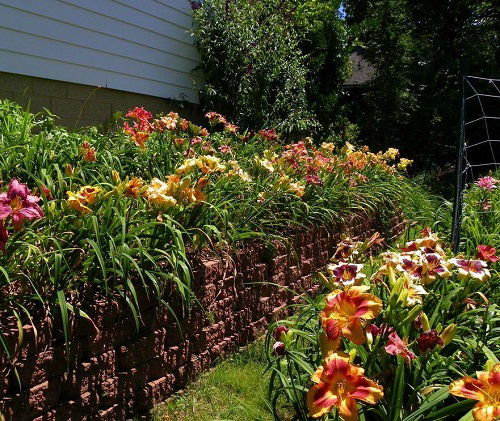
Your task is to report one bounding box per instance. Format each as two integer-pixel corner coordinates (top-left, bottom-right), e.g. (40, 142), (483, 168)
(450, 364), (500, 421)
(307, 353), (383, 420)
(124, 177), (144, 198)
(321, 286), (382, 345)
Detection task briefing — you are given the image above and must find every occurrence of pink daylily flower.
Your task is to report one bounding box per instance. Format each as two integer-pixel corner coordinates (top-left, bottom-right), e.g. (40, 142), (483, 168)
(475, 176), (498, 191)
(385, 332), (416, 365)
(0, 179), (44, 231)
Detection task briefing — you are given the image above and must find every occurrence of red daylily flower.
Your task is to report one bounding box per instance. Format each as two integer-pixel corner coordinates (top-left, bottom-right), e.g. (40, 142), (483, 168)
(307, 353), (383, 420)
(321, 286), (382, 345)
(450, 364), (500, 421)
(0, 221), (8, 251)
(477, 245), (499, 263)
(416, 329), (443, 353)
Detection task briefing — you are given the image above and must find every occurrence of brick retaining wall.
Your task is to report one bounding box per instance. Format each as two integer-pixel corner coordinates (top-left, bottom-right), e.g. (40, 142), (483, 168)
(0, 211), (405, 420)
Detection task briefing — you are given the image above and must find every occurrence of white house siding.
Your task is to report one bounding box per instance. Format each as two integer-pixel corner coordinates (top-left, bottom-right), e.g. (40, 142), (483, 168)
(0, 0), (201, 103)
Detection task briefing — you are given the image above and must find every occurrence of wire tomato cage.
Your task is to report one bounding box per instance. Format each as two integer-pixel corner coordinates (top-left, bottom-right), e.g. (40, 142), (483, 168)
(451, 75), (500, 252)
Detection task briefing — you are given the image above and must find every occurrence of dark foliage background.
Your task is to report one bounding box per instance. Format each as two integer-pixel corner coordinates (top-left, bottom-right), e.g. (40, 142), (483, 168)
(192, 0), (499, 182)
(344, 0), (500, 172)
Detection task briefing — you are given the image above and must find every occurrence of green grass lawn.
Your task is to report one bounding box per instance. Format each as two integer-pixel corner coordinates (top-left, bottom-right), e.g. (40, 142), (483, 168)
(151, 341), (293, 421)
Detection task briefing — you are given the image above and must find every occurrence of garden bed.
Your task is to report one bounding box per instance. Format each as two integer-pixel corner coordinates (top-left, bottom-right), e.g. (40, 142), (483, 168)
(0, 211), (405, 420)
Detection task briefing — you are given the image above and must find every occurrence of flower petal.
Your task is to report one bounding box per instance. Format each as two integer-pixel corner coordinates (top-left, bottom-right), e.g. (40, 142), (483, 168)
(349, 377), (384, 405)
(307, 383), (337, 418)
(472, 402), (500, 421)
(338, 397), (358, 421)
(449, 377), (486, 401)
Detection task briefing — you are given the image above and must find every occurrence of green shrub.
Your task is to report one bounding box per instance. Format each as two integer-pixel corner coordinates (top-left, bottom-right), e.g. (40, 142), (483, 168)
(192, 0), (316, 134)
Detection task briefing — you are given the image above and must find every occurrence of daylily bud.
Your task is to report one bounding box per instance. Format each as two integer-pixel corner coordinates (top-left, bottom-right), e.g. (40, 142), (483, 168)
(317, 272), (329, 286)
(273, 341), (286, 357)
(401, 305), (422, 326)
(273, 325), (289, 342)
(348, 348), (357, 362)
(366, 330), (373, 348)
(112, 170), (121, 183)
(440, 324), (457, 346)
(64, 163), (74, 176)
(421, 312), (430, 331)
(387, 266), (397, 286)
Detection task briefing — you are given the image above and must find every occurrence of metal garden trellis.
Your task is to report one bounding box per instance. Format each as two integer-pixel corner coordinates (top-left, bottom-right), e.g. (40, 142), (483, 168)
(451, 75), (500, 252)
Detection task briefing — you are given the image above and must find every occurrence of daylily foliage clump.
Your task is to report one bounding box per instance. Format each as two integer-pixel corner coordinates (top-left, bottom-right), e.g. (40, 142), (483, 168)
(267, 229), (499, 420)
(0, 99), (415, 360)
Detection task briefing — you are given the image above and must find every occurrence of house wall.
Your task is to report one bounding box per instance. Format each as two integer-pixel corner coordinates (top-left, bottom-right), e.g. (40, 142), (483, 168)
(0, 0), (202, 127)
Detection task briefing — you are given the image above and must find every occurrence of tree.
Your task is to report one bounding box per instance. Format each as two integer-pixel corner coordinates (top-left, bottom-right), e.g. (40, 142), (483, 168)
(344, 0), (499, 169)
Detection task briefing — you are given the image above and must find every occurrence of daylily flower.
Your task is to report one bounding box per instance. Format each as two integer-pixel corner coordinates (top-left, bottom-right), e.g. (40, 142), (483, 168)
(0, 221), (9, 251)
(416, 330), (443, 353)
(196, 155), (226, 174)
(319, 333), (343, 358)
(126, 107), (152, 120)
(273, 325), (289, 341)
(124, 122), (151, 148)
(305, 174), (323, 186)
(307, 353), (383, 420)
(144, 178), (177, 208)
(205, 111), (226, 125)
(385, 332), (416, 365)
(320, 142), (335, 152)
(224, 122), (239, 133)
(382, 147), (399, 161)
(180, 119), (189, 131)
(259, 129), (278, 142)
(67, 191), (92, 215)
(124, 177), (144, 198)
(321, 286), (382, 345)
(402, 278), (428, 306)
(78, 186), (102, 205)
(420, 253), (452, 284)
(476, 176), (498, 191)
(366, 323), (394, 338)
(0, 179), (44, 231)
(199, 127), (209, 137)
(218, 144), (232, 154)
(273, 341), (286, 357)
(397, 158), (413, 170)
(81, 141), (96, 162)
(288, 181), (305, 198)
(66, 185), (102, 215)
(326, 263), (366, 287)
(449, 259), (491, 282)
(449, 364), (500, 421)
(331, 238), (360, 263)
(476, 245), (499, 263)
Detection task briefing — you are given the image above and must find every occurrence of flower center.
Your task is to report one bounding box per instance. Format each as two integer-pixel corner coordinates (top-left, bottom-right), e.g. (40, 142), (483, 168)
(335, 380), (348, 397)
(9, 196), (22, 212)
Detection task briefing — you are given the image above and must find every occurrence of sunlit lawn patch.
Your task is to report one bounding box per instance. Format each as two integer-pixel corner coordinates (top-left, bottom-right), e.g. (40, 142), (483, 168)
(151, 342), (293, 421)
